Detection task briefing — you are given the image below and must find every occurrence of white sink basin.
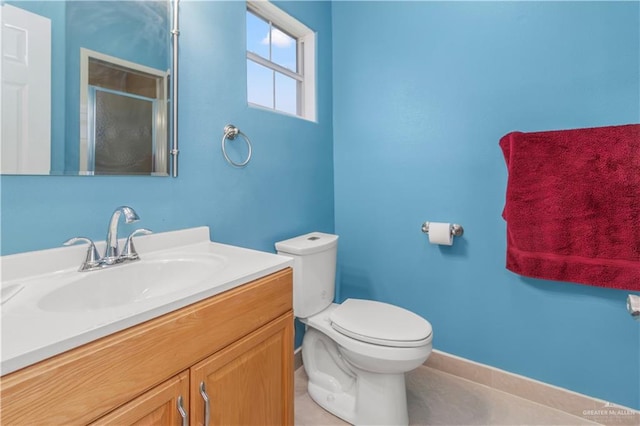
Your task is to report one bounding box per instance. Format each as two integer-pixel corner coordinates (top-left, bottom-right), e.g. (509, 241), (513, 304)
(1, 226), (293, 375)
(37, 254), (227, 312)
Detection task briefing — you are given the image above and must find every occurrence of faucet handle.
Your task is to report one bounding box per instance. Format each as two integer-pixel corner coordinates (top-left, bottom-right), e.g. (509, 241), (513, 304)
(122, 229), (153, 260)
(64, 237), (102, 271)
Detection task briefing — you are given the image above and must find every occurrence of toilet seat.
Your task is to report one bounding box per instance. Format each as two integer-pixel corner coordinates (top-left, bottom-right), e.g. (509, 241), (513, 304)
(330, 299), (433, 348)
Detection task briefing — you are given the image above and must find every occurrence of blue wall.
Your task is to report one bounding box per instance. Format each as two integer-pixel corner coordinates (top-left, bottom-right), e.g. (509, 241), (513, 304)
(333, 0), (639, 410)
(1, 0), (334, 256)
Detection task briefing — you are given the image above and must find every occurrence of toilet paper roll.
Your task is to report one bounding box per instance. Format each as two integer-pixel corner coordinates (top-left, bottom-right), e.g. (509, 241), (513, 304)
(627, 294), (640, 320)
(428, 222), (453, 246)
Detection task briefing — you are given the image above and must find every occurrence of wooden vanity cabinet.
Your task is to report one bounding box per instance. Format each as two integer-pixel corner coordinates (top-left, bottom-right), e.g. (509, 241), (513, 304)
(0, 268), (294, 426)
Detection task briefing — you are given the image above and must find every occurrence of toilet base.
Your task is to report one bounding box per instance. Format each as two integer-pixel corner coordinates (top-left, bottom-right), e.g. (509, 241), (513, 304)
(302, 328), (411, 425)
(307, 380), (356, 424)
(307, 369), (410, 425)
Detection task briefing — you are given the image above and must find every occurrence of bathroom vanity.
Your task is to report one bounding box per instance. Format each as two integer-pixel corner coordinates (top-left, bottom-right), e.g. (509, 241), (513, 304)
(0, 227), (294, 425)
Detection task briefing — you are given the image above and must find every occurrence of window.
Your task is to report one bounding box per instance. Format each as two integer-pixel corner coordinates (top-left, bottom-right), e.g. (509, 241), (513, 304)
(246, 1), (316, 121)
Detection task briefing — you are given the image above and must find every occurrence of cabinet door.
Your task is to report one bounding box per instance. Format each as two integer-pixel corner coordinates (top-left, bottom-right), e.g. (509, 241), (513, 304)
(91, 371), (189, 426)
(191, 312), (294, 426)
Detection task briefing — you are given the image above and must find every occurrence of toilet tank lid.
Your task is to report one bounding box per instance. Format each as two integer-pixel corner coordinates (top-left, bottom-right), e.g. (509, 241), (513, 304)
(275, 232), (338, 255)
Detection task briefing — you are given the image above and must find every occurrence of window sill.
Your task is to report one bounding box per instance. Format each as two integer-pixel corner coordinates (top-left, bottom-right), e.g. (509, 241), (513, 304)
(248, 102), (317, 124)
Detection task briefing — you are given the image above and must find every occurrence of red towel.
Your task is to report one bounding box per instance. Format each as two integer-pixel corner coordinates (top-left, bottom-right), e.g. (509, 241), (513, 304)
(500, 124), (640, 291)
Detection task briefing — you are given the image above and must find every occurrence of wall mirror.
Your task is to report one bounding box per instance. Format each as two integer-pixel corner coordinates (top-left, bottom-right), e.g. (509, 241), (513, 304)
(0, 0), (179, 176)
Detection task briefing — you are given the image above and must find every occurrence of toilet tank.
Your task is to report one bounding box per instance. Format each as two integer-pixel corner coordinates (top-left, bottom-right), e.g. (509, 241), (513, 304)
(275, 232), (338, 318)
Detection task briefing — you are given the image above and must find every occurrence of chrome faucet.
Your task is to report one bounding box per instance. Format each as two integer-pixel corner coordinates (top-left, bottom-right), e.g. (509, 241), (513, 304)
(104, 206), (140, 264)
(64, 206), (152, 271)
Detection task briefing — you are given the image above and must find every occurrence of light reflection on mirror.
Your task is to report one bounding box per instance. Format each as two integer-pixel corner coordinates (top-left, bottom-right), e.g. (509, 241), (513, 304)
(0, 0), (172, 176)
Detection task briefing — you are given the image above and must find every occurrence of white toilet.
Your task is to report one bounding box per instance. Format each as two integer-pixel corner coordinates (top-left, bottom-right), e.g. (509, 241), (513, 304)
(275, 232), (433, 425)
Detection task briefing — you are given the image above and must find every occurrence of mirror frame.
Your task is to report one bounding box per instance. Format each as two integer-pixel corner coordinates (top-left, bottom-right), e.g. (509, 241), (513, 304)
(170, 0), (179, 177)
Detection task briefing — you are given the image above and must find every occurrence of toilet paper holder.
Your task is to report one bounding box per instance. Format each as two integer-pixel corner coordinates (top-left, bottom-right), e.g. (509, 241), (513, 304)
(627, 294), (640, 320)
(421, 222), (464, 237)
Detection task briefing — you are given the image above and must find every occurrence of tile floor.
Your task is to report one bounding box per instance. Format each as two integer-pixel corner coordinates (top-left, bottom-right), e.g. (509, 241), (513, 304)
(294, 366), (604, 425)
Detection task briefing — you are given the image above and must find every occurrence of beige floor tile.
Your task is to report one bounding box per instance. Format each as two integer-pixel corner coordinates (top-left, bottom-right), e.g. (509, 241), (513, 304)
(295, 366), (602, 426)
(406, 367), (599, 426)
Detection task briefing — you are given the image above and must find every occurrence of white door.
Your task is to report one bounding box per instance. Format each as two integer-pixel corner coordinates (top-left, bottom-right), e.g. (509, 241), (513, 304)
(0, 4), (51, 174)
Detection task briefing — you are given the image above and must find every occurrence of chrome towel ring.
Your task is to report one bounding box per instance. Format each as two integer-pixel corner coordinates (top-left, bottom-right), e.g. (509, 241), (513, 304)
(221, 124), (252, 168)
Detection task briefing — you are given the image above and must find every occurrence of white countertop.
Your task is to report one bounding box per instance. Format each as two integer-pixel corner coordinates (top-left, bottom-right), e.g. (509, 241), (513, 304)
(0, 227), (293, 375)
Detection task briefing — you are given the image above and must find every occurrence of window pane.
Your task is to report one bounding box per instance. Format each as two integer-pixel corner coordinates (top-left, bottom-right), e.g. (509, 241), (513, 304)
(270, 26), (297, 72)
(247, 59), (273, 109)
(275, 72), (297, 115)
(246, 10), (269, 59)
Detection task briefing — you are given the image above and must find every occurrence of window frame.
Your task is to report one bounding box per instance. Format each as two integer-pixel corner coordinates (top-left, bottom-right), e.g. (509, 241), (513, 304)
(246, 1), (316, 122)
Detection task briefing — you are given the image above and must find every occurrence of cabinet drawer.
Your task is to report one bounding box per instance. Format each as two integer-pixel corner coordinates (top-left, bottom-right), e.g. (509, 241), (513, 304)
(0, 268), (292, 425)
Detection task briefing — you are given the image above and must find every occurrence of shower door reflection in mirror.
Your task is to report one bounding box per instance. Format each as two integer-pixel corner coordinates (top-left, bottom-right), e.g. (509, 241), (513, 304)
(80, 50), (168, 175)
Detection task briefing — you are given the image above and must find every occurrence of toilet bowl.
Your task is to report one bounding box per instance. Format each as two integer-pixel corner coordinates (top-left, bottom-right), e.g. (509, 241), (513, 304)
(275, 232), (433, 425)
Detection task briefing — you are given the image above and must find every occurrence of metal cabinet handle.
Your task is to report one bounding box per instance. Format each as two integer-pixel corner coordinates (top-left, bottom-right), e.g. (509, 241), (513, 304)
(199, 381), (210, 426)
(177, 395), (188, 426)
